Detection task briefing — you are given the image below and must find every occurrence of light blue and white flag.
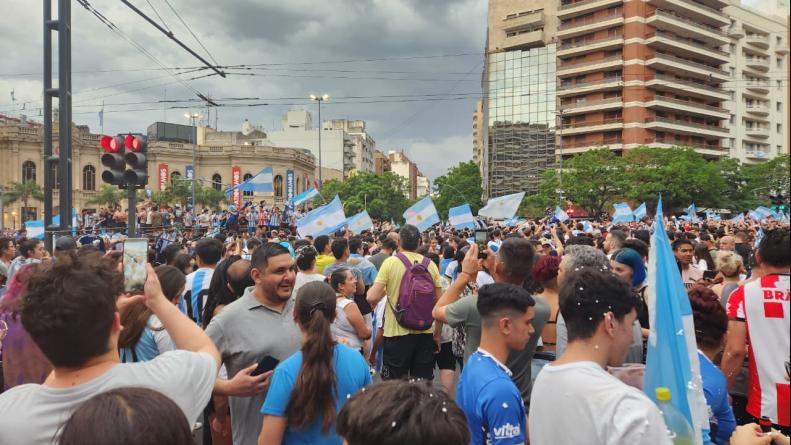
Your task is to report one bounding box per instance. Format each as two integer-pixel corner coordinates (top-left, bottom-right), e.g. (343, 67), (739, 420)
(345, 210), (374, 235)
(729, 213), (744, 223)
(581, 220), (594, 233)
(478, 192), (525, 219)
(504, 216), (525, 227)
(288, 187), (320, 207)
(403, 196), (440, 232)
(646, 195), (710, 445)
(554, 206), (570, 223)
(632, 202), (647, 220)
(448, 203), (476, 231)
(684, 203), (697, 222)
(225, 166), (273, 197)
(612, 202), (633, 224)
(25, 219), (45, 240)
(754, 227), (764, 248)
(753, 206), (775, 220)
(297, 195), (347, 238)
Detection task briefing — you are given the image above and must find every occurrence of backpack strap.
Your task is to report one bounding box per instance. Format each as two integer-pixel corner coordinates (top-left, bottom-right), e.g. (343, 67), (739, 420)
(395, 252), (413, 269)
(419, 256), (431, 268)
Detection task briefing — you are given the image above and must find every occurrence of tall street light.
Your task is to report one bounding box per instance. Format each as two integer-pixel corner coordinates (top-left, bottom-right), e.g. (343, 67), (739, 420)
(185, 112), (202, 214)
(309, 94), (329, 188)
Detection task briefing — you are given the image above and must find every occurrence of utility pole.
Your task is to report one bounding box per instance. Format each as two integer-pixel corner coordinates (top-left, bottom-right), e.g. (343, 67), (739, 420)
(309, 94), (329, 188)
(43, 0), (73, 250)
(185, 112), (201, 215)
(557, 108), (564, 206)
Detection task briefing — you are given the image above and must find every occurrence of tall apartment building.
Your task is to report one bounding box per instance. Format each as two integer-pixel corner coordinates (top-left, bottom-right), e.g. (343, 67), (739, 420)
(416, 175), (431, 197)
(472, 100), (485, 169)
(388, 150), (420, 200)
(325, 119), (376, 173)
(722, 1), (788, 163)
(482, 1), (560, 198)
(556, 0), (731, 158)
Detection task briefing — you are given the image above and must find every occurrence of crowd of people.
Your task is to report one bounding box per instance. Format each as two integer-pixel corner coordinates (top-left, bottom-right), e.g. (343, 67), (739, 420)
(0, 207), (788, 445)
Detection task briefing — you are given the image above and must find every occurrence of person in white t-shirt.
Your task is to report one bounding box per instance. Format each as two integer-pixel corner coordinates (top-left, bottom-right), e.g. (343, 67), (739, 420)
(529, 268), (671, 445)
(0, 253), (220, 445)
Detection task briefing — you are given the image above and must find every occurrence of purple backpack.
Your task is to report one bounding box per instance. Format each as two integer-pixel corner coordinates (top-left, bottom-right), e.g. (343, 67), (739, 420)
(391, 252), (436, 330)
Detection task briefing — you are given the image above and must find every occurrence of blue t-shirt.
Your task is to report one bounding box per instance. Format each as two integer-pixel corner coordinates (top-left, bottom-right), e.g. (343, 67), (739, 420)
(699, 352), (736, 445)
(457, 350), (527, 445)
(261, 343), (372, 445)
(120, 328), (159, 363)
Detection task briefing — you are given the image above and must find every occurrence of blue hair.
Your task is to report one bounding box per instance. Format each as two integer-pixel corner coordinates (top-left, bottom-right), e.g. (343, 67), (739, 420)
(612, 248), (646, 288)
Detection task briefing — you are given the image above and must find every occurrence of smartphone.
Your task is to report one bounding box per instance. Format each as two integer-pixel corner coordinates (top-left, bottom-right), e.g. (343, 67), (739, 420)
(252, 355), (280, 376)
(122, 238), (148, 293)
(702, 270), (718, 280)
(475, 230), (488, 259)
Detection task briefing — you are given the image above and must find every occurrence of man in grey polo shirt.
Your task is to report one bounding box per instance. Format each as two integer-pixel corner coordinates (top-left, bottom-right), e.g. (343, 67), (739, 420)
(207, 242), (302, 445)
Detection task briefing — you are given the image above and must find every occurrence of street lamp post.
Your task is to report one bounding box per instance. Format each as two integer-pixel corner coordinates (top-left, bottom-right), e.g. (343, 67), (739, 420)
(309, 94), (329, 188)
(11, 211), (17, 231)
(185, 112), (202, 216)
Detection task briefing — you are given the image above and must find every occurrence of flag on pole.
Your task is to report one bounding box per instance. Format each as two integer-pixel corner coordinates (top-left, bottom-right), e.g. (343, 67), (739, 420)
(754, 227), (764, 248)
(225, 166), (273, 197)
(632, 202), (647, 220)
(753, 206), (775, 220)
(554, 206), (570, 223)
(288, 187), (320, 207)
(345, 210), (374, 235)
(612, 202), (633, 224)
(580, 220), (593, 233)
(296, 195), (346, 238)
(478, 192), (525, 219)
(448, 203), (476, 231)
(729, 213), (744, 223)
(645, 195), (710, 445)
(403, 196), (440, 232)
(684, 203), (697, 222)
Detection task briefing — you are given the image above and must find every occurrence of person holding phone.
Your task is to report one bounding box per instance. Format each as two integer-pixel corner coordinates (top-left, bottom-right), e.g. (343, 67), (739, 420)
(258, 281), (371, 445)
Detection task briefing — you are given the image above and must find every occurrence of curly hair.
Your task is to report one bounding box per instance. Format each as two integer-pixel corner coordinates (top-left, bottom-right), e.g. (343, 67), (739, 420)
(531, 255), (560, 283)
(688, 286), (727, 350)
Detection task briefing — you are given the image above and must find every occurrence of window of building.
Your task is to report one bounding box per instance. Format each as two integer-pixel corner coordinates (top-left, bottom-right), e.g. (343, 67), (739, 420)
(729, 114), (734, 124)
(243, 173), (253, 197)
(778, 102), (783, 112)
(212, 174), (222, 191)
(729, 138), (735, 149)
(274, 175), (283, 198)
(82, 165), (96, 191)
(777, 123), (782, 133)
(22, 160), (36, 183)
(778, 58), (783, 68)
(51, 162), (59, 189)
(730, 67), (735, 77)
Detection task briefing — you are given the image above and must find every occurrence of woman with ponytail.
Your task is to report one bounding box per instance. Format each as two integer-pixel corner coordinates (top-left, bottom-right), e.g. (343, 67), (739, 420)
(257, 281), (371, 445)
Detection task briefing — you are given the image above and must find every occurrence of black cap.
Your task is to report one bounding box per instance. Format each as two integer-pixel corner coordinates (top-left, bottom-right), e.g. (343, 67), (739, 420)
(55, 236), (77, 251)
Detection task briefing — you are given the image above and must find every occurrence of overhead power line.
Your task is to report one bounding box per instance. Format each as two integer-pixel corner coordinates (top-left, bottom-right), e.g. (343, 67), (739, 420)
(162, 0), (220, 66)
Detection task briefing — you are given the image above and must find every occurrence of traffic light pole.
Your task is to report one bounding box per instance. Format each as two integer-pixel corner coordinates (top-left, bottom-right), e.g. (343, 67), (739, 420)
(127, 187), (136, 238)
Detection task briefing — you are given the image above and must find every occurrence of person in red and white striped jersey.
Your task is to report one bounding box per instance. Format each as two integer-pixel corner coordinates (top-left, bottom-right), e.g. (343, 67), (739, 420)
(723, 228), (790, 436)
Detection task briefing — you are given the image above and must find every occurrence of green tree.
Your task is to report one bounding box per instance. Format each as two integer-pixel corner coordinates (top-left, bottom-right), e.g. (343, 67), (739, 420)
(741, 155), (790, 207)
(433, 161), (483, 218)
(195, 186), (228, 210)
(320, 172), (410, 221)
(622, 146), (724, 212)
(1, 180), (45, 212)
(561, 148), (626, 217)
(86, 184), (124, 208)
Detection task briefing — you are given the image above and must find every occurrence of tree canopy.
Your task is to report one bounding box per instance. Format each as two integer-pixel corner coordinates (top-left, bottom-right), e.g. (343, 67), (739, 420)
(319, 172), (411, 221)
(433, 161), (483, 218)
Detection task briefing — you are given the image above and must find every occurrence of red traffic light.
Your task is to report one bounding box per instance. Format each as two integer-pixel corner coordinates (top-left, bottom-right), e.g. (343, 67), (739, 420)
(567, 208), (575, 214)
(100, 135), (123, 153)
(124, 134), (147, 151)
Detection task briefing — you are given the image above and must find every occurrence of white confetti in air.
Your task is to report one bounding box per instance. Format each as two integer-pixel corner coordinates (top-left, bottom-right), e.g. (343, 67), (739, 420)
(502, 402), (509, 408)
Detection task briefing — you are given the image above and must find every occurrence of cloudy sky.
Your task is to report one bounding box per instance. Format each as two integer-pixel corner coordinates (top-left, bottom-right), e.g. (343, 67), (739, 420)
(0, 0), (487, 179)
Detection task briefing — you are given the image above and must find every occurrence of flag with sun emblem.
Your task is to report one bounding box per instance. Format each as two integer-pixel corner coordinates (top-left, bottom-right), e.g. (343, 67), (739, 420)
(478, 192), (525, 219)
(297, 195), (346, 238)
(403, 196), (440, 232)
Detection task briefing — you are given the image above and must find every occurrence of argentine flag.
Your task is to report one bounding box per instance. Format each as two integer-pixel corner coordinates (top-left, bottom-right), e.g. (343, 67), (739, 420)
(403, 196), (440, 232)
(225, 166), (273, 197)
(580, 220), (593, 233)
(632, 202), (647, 220)
(612, 202), (633, 224)
(554, 206), (569, 223)
(288, 188), (320, 207)
(478, 192), (524, 219)
(645, 196), (710, 445)
(345, 210), (374, 235)
(297, 195), (347, 238)
(683, 203), (697, 222)
(448, 204), (476, 231)
(753, 206), (775, 220)
(25, 210), (77, 239)
(729, 213), (744, 223)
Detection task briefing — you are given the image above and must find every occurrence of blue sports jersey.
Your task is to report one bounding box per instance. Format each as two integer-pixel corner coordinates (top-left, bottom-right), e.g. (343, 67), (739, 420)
(457, 350), (527, 445)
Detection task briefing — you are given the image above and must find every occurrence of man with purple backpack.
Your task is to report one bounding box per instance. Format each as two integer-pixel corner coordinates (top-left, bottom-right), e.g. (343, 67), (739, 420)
(367, 224), (443, 380)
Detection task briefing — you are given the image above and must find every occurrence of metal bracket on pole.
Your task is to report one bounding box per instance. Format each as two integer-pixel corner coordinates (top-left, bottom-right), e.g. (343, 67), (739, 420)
(127, 187), (137, 238)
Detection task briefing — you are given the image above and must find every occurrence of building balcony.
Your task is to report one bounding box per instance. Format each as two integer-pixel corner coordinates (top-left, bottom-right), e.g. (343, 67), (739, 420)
(557, 56), (623, 77)
(502, 29), (546, 50)
(558, 35), (623, 57)
(644, 117), (728, 137)
(646, 31), (730, 64)
(559, 137), (623, 154)
(745, 57), (770, 72)
(776, 37), (789, 54)
(560, 97), (624, 115)
(745, 33), (770, 49)
(745, 126), (770, 138)
(652, 138), (728, 155)
(744, 79), (770, 94)
(559, 118), (624, 135)
(558, 0), (623, 18)
(557, 77), (624, 96)
(745, 149), (771, 160)
(649, 0), (729, 27)
(745, 103), (770, 116)
(646, 52), (729, 81)
(646, 95), (729, 119)
(646, 74), (730, 100)
(648, 10), (729, 46)
(557, 13), (624, 39)
(727, 25), (745, 38)
(503, 10), (544, 33)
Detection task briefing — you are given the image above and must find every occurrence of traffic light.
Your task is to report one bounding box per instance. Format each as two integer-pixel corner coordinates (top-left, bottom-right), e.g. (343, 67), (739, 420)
(100, 135), (126, 186)
(123, 134), (148, 187)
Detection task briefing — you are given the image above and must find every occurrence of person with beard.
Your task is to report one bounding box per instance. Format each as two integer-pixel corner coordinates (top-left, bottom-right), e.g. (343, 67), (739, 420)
(206, 243), (302, 445)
